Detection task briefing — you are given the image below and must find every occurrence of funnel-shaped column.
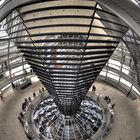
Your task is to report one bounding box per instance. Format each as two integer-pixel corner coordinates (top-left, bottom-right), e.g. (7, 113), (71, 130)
(1, 0), (128, 115)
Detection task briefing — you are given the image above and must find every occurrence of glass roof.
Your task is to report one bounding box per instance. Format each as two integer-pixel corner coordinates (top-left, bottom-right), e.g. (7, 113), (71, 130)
(0, 0), (5, 5)
(130, 0), (140, 6)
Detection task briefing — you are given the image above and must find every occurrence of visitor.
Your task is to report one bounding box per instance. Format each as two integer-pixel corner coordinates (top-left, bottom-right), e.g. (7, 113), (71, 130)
(28, 97), (31, 102)
(5, 61), (7, 69)
(20, 112), (24, 118)
(25, 98), (28, 103)
(122, 55), (125, 62)
(0, 93), (4, 101)
(33, 92), (36, 98)
(129, 59), (132, 66)
(111, 104), (115, 109)
(42, 87), (45, 93)
(18, 115), (24, 126)
(104, 96), (108, 102)
(21, 102), (26, 111)
(92, 85), (96, 93)
(108, 98), (111, 104)
(104, 96), (111, 104)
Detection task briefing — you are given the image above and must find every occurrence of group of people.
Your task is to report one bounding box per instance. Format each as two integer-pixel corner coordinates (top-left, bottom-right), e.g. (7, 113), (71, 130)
(18, 95), (35, 127)
(18, 87), (46, 125)
(104, 96), (115, 109)
(21, 97), (32, 111)
(39, 87), (45, 94)
(18, 87), (46, 140)
(91, 85), (115, 110)
(18, 112), (24, 126)
(104, 96), (111, 104)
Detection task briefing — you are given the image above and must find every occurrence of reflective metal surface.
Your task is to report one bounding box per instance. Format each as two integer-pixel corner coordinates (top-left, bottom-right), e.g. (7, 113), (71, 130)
(1, 0), (128, 115)
(33, 96), (103, 140)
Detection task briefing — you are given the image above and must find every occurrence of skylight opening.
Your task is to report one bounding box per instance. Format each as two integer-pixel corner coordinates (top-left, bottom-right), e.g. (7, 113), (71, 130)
(130, 0), (139, 6)
(0, 0), (5, 5)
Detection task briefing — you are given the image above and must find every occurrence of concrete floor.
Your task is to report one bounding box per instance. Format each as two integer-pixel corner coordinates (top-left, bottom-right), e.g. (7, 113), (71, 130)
(0, 78), (140, 140)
